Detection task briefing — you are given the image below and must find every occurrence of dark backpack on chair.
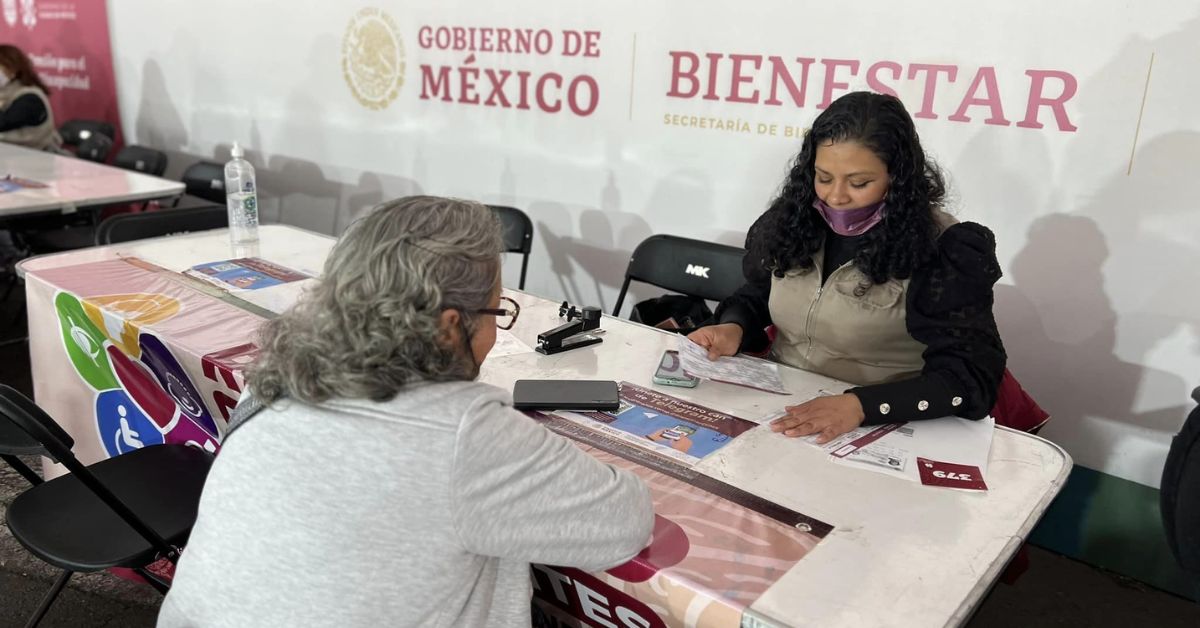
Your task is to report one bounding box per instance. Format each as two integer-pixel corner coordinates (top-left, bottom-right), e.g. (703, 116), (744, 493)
(629, 294), (713, 333)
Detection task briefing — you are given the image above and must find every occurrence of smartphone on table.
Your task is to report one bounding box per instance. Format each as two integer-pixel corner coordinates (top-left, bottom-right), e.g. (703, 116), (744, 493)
(652, 350), (700, 388)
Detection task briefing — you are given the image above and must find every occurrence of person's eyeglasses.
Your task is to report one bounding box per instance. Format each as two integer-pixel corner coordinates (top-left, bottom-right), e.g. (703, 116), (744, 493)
(475, 296), (520, 330)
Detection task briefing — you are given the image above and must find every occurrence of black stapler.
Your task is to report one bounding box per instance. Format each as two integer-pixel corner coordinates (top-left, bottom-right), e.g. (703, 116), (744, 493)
(536, 303), (603, 355)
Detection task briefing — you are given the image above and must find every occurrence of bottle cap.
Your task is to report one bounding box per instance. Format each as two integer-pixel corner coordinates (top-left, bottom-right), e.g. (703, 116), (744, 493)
(230, 141), (244, 158)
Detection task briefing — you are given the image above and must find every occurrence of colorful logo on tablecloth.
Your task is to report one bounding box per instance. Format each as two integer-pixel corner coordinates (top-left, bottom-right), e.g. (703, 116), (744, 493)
(54, 291), (224, 457)
(140, 334), (218, 436)
(82, 293), (181, 358)
(57, 291), (120, 390)
(96, 389), (164, 457)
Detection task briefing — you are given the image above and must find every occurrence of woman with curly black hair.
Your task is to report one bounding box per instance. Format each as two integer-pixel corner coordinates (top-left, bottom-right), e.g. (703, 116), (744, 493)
(689, 91), (1006, 444)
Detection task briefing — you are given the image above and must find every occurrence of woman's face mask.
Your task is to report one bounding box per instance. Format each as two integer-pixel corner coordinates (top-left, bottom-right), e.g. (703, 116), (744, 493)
(812, 198), (887, 236)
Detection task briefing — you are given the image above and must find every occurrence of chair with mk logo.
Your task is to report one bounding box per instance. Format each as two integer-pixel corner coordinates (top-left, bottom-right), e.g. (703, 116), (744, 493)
(612, 234), (746, 330)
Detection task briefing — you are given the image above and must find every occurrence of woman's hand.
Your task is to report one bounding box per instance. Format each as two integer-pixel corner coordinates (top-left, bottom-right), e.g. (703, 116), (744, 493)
(770, 394), (866, 444)
(686, 323), (744, 360)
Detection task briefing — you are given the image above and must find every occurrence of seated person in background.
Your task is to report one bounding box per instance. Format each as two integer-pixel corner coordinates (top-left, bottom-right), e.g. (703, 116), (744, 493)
(689, 91), (1005, 444)
(159, 196), (654, 627)
(0, 44), (62, 151)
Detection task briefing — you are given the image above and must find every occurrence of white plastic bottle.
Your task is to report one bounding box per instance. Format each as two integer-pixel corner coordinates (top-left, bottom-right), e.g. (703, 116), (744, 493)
(224, 142), (259, 245)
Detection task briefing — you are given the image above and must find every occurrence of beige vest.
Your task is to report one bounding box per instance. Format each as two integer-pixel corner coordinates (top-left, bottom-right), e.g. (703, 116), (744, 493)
(769, 212), (957, 386)
(0, 84), (62, 151)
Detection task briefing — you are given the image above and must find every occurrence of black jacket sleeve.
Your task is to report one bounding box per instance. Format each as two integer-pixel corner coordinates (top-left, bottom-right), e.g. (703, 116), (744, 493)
(0, 93), (48, 132)
(850, 222), (1007, 424)
(713, 214), (774, 353)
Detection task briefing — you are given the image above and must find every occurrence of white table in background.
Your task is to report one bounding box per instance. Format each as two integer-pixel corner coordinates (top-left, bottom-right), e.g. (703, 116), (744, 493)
(0, 142), (184, 219)
(17, 225), (329, 279)
(19, 225), (1072, 627)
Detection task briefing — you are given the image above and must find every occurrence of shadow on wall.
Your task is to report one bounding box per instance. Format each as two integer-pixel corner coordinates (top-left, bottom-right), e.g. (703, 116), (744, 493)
(996, 213), (1189, 475)
(528, 168), (743, 312)
(133, 60), (187, 155)
(994, 131), (1199, 482)
(138, 140), (422, 236)
(524, 167), (739, 313)
(129, 31), (423, 235)
(208, 141), (423, 235)
(535, 205), (653, 313)
(975, 11), (1200, 490)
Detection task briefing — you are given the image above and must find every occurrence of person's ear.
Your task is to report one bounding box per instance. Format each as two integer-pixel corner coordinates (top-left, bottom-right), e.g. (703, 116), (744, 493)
(438, 308), (461, 346)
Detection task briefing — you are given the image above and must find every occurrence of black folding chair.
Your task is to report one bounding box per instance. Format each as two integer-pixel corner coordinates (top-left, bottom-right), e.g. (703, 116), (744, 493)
(490, 205), (533, 290)
(0, 395), (51, 622)
(75, 133), (114, 164)
(0, 398), (45, 487)
(57, 119), (116, 149)
(1163, 386), (1200, 582)
(96, 204), (227, 245)
(176, 161), (227, 206)
(0, 385), (214, 627)
(113, 145), (169, 177)
(612, 234), (746, 317)
(110, 145), (171, 213)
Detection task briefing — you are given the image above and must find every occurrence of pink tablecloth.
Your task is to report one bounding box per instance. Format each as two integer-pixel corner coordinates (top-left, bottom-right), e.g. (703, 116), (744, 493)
(27, 257), (261, 468)
(24, 255), (832, 628)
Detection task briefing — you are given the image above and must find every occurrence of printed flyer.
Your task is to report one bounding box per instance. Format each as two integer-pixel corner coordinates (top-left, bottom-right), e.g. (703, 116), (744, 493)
(186, 258), (309, 291)
(556, 382), (758, 466)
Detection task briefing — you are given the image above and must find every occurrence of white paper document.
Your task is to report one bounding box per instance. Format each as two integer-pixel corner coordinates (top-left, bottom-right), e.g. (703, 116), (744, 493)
(676, 337), (790, 394)
(762, 405), (995, 490)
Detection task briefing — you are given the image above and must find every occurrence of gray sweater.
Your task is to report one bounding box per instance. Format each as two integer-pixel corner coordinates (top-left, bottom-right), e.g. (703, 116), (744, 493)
(158, 380), (654, 627)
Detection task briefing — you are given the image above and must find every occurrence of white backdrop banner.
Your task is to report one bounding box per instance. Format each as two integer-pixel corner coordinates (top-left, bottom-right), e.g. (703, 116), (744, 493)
(108, 1), (1200, 488)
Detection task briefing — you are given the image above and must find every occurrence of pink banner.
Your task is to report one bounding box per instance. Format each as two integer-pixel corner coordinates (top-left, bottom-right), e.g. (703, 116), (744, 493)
(0, 0), (122, 146)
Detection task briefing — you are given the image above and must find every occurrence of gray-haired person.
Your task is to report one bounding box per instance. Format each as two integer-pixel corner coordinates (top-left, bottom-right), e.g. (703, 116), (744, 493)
(158, 196), (654, 627)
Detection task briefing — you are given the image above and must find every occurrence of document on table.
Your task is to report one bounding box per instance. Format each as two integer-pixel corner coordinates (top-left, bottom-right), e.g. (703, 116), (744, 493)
(762, 404), (995, 490)
(676, 337), (790, 394)
(179, 258), (315, 316)
(0, 176), (47, 192)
